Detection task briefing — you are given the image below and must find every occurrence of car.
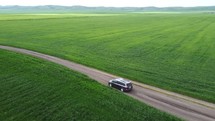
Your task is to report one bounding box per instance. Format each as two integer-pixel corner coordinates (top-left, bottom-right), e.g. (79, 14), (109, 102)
(108, 78), (133, 92)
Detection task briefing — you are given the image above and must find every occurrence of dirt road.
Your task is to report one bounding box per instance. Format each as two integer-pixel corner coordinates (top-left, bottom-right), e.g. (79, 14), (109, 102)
(1, 45), (215, 121)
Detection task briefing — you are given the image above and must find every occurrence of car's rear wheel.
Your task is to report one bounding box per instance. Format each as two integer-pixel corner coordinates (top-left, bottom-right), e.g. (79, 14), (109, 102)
(121, 88), (124, 92)
(109, 83), (112, 87)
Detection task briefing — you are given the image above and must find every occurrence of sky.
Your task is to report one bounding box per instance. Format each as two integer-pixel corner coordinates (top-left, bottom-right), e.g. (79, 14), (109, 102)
(0, 0), (215, 7)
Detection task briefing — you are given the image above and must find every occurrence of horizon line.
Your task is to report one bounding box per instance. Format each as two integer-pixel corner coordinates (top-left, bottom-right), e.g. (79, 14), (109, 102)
(1, 5), (215, 8)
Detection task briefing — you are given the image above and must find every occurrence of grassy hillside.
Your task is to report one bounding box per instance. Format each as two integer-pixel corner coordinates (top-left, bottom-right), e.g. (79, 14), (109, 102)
(0, 13), (215, 103)
(0, 49), (181, 121)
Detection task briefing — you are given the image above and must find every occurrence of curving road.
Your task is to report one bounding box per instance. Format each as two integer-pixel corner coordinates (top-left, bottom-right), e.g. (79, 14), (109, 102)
(1, 45), (215, 121)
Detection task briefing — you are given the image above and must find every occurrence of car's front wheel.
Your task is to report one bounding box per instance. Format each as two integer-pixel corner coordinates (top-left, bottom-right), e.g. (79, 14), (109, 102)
(121, 88), (124, 92)
(109, 83), (112, 87)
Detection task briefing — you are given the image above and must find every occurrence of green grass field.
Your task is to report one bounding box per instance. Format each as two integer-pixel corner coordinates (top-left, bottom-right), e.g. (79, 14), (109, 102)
(0, 14), (120, 20)
(0, 13), (215, 103)
(0, 49), (181, 121)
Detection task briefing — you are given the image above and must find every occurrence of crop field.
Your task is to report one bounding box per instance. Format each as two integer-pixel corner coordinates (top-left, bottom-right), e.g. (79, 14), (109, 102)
(0, 49), (181, 121)
(0, 13), (215, 103)
(0, 14), (120, 20)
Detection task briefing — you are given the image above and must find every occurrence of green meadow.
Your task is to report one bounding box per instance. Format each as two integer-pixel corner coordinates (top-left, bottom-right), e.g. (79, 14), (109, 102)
(0, 13), (215, 102)
(0, 49), (181, 121)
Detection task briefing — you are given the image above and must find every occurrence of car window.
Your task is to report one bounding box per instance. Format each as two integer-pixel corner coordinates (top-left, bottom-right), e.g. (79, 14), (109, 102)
(116, 81), (125, 86)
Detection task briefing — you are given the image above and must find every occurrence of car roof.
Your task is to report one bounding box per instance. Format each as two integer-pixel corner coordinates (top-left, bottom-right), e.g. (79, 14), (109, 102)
(114, 78), (131, 84)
